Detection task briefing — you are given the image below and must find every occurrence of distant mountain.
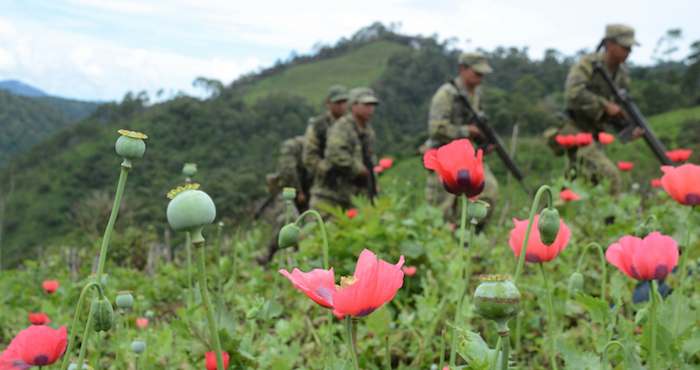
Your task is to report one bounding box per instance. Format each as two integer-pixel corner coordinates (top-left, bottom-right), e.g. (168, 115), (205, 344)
(0, 79), (47, 97)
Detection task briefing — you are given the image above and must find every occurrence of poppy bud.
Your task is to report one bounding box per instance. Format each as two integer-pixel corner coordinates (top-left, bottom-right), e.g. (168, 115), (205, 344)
(473, 275), (521, 327)
(182, 162), (197, 177)
(92, 297), (114, 332)
(567, 272), (584, 295)
(166, 188), (216, 232)
(278, 223), (301, 249)
(467, 200), (489, 222)
(131, 340), (146, 354)
(115, 129), (147, 160)
(145, 310), (155, 319)
(282, 187), (297, 201)
(115, 291), (134, 310)
(538, 208), (560, 246)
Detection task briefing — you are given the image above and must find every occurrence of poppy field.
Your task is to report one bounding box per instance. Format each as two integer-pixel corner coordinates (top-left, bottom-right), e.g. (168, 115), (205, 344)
(0, 130), (699, 370)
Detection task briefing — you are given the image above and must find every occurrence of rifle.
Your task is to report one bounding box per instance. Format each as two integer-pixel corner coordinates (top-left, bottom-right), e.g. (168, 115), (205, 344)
(449, 81), (530, 194)
(592, 62), (673, 165)
(360, 134), (377, 205)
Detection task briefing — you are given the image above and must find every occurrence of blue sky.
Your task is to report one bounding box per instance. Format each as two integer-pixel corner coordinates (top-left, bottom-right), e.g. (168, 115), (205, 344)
(0, 0), (697, 101)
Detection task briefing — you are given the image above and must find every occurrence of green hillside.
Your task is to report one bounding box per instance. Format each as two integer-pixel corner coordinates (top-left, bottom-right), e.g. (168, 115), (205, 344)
(242, 40), (409, 104)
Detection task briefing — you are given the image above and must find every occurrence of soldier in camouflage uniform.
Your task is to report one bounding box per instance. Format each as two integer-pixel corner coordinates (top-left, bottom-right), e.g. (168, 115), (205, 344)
(563, 24), (642, 194)
(309, 87), (378, 211)
(303, 85), (349, 177)
(425, 52), (499, 222)
(257, 135), (311, 264)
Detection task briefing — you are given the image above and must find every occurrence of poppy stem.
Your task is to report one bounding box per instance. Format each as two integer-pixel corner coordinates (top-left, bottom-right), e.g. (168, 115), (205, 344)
(649, 280), (658, 370)
(449, 195), (471, 367)
(194, 239), (225, 370)
(600, 340), (624, 369)
(345, 316), (360, 370)
(214, 222), (224, 296)
(295, 209), (330, 270)
(574, 242), (607, 299)
(539, 263), (558, 370)
(513, 185), (553, 283)
(96, 164), (130, 280)
(59, 282), (102, 370)
(498, 327), (510, 370)
(75, 303), (96, 369)
(384, 335), (392, 369)
(185, 231), (193, 307)
(671, 206), (694, 336)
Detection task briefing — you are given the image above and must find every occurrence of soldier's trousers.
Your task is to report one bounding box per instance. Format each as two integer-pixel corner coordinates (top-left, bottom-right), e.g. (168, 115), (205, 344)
(569, 144), (622, 194)
(425, 163), (499, 224)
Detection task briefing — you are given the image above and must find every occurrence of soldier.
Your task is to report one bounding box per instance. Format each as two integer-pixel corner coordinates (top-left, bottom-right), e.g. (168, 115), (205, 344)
(257, 135), (310, 265)
(425, 52), (499, 222)
(303, 85), (349, 178)
(309, 87), (378, 211)
(563, 24), (643, 193)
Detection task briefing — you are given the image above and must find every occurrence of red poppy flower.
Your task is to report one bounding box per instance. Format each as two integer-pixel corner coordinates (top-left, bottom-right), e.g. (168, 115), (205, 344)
(508, 215), (571, 263)
(379, 157), (393, 170)
(598, 132), (615, 145)
(332, 249), (405, 318)
(279, 268), (336, 308)
(135, 317), (149, 329)
(555, 134), (576, 148)
(423, 139), (484, 198)
(606, 232), (678, 281)
(575, 133), (593, 147)
(559, 189), (580, 202)
(650, 178), (662, 188)
(666, 149), (692, 163)
(205, 351), (230, 370)
(660, 164), (700, 205)
(42, 280), (59, 294)
(28, 312), (51, 326)
(402, 266), (417, 277)
(373, 165), (384, 174)
(0, 325), (67, 367)
(617, 161), (634, 171)
(346, 208), (358, 219)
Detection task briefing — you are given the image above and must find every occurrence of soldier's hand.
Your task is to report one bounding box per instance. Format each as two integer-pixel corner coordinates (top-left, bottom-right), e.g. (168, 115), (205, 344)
(358, 167), (369, 178)
(631, 127), (645, 140)
(604, 101), (623, 117)
(467, 124), (483, 139)
(297, 192), (306, 204)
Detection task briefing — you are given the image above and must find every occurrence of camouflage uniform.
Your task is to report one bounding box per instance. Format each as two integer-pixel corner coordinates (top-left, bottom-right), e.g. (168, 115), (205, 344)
(302, 85), (349, 177)
(564, 24), (638, 193)
(425, 52), (499, 221)
(310, 88), (378, 210)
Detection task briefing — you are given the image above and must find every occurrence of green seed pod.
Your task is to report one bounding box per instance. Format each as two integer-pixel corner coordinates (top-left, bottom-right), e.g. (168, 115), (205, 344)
(282, 187), (297, 201)
(166, 188), (216, 232)
(182, 163), (197, 177)
(131, 340), (146, 354)
(145, 310), (155, 319)
(115, 129), (147, 160)
(92, 297), (114, 332)
(115, 291), (134, 310)
(278, 223), (301, 249)
(538, 208), (561, 245)
(568, 272), (584, 295)
(467, 200), (490, 222)
(473, 275), (521, 324)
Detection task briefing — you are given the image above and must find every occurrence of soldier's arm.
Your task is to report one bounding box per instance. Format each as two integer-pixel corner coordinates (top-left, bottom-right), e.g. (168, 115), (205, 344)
(564, 60), (609, 122)
(325, 123), (365, 177)
(278, 141), (302, 191)
(428, 88), (463, 144)
(302, 123), (321, 174)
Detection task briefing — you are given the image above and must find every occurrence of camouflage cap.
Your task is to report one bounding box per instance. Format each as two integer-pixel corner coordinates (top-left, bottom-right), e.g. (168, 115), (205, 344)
(327, 84), (349, 103)
(605, 24), (640, 48)
(458, 52), (493, 74)
(348, 87), (379, 105)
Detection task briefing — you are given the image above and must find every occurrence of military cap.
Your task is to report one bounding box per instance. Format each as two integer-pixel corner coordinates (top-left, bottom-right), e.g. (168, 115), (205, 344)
(458, 52), (493, 74)
(327, 84), (349, 103)
(348, 87), (379, 105)
(605, 24), (639, 48)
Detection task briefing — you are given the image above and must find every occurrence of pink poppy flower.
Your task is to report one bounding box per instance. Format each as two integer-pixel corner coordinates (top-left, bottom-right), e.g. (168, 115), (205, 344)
(279, 268), (336, 308)
(423, 139), (484, 198)
(666, 149), (692, 163)
(555, 135), (576, 148)
(135, 317), (149, 329)
(42, 280), (59, 294)
(205, 351), (230, 370)
(0, 325), (67, 367)
(379, 158), (394, 170)
(508, 215), (571, 263)
(660, 164), (700, 205)
(617, 161), (634, 171)
(402, 266), (417, 277)
(559, 189), (581, 202)
(606, 232), (678, 280)
(332, 249), (405, 318)
(28, 312), (51, 326)
(650, 178), (662, 188)
(575, 133), (593, 147)
(346, 208), (358, 219)
(598, 132), (615, 145)
(373, 165), (384, 174)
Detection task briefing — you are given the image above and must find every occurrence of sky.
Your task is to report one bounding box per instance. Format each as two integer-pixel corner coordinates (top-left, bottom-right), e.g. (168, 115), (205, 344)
(0, 0), (697, 102)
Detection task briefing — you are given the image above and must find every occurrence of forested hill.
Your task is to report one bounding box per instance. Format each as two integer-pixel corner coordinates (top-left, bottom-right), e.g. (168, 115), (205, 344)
(1, 23), (699, 265)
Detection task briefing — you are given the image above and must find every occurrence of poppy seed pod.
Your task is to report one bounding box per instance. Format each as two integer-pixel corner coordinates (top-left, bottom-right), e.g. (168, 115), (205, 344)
(131, 340), (146, 354)
(166, 188), (216, 232)
(115, 291), (134, 310)
(537, 208), (561, 246)
(278, 223), (301, 249)
(92, 297), (114, 332)
(115, 129), (147, 160)
(282, 187), (297, 201)
(467, 200), (489, 222)
(182, 163), (197, 177)
(473, 275), (521, 325)
(567, 272), (584, 295)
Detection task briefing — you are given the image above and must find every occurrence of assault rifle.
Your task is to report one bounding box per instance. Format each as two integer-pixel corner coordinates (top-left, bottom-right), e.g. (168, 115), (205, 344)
(449, 81), (530, 194)
(592, 62), (673, 165)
